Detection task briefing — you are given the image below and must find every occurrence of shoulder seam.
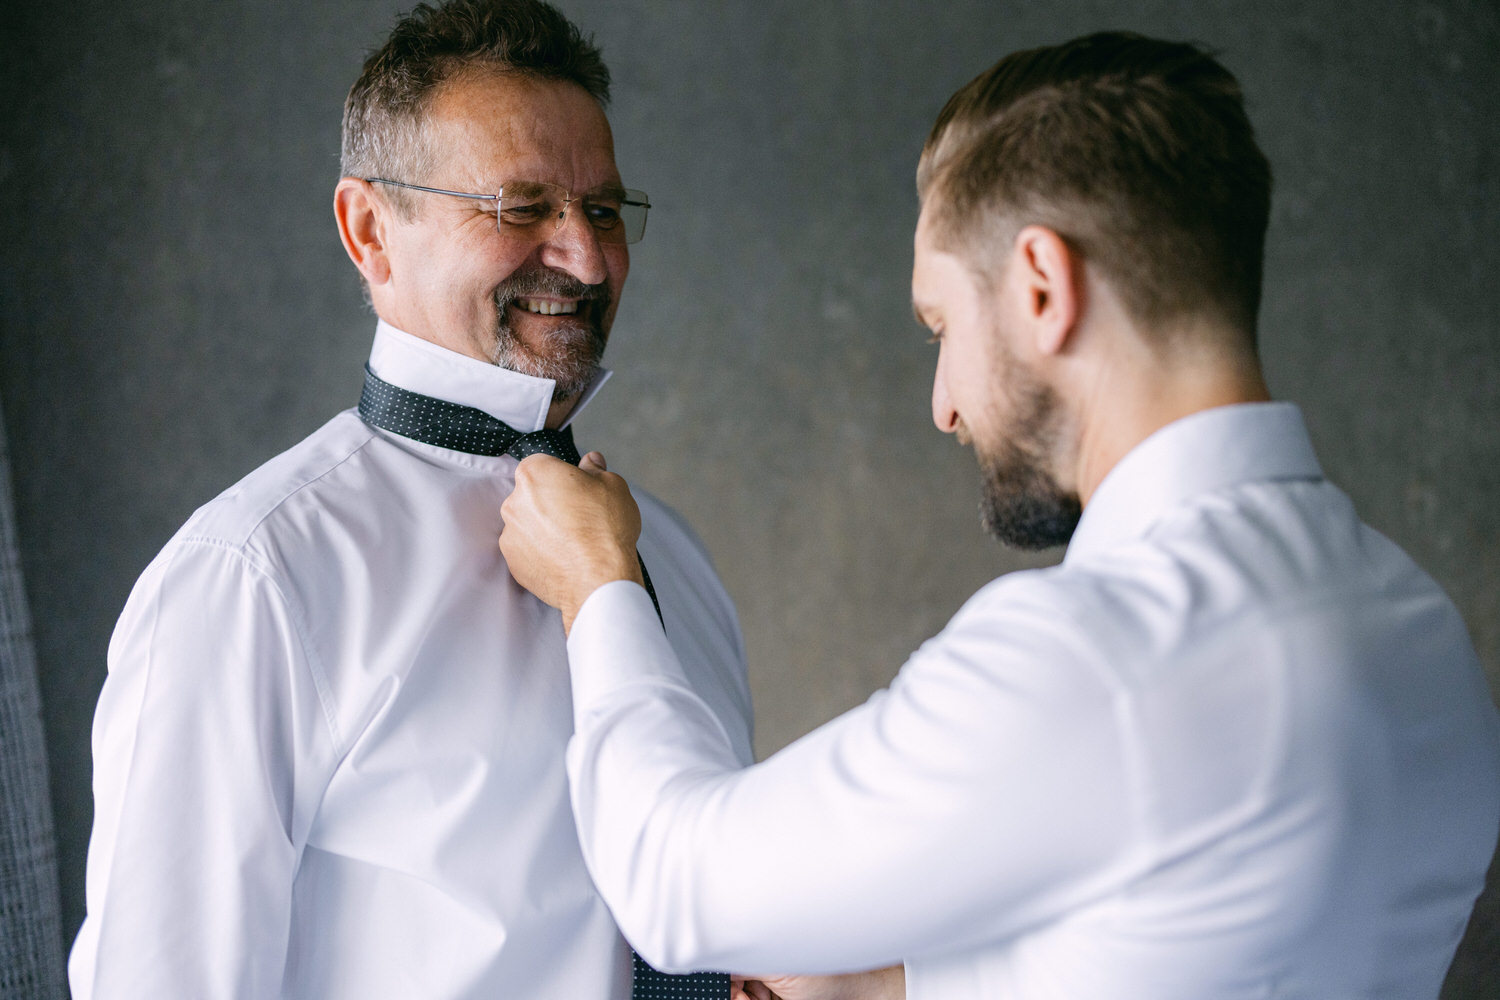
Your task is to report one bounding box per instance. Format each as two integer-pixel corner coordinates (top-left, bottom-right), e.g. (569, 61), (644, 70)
(187, 419), (377, 551)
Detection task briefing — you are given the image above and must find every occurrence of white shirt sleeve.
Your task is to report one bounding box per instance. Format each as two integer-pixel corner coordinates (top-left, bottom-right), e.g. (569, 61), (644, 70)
(70, 540), (333, 999)
(564, 578), (1143, 981)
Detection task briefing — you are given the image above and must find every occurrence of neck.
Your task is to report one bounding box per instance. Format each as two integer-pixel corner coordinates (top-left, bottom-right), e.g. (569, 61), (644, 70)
(545, 394), (581, 430)
(1070, 336), (1270, 505)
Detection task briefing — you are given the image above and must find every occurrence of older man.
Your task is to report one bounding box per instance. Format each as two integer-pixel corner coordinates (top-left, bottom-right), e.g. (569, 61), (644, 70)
(70, 2), (750, 998)
(499, 32), (1500, 1000)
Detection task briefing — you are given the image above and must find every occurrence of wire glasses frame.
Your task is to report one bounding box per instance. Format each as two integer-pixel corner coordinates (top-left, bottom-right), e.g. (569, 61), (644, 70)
(365, 178), (650, 245)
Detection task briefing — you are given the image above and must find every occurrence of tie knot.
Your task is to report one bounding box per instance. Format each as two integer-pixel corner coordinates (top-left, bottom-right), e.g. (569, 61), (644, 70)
(507, 427), (582, 466)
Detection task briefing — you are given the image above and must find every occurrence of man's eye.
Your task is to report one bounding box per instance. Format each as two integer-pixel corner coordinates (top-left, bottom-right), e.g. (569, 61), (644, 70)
(926, 329), (943, 345)
(584, 202), (622, 228)
(500, 202), (552, 224)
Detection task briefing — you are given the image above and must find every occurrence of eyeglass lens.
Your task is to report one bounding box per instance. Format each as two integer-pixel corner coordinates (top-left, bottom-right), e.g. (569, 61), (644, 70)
(498, 181), (648, 245)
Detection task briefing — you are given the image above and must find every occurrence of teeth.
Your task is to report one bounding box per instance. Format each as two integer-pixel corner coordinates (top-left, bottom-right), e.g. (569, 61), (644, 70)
(517, 298), (579, 316)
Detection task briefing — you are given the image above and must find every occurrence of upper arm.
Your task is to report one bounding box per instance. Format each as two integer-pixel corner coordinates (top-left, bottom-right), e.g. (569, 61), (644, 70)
(689, 597), (1136, 967)
(74, 540), (335, 998)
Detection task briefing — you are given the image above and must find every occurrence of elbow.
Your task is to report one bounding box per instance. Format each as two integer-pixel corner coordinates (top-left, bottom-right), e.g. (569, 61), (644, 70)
(604, 860), (718, 974)
(622, 920), (714, 977)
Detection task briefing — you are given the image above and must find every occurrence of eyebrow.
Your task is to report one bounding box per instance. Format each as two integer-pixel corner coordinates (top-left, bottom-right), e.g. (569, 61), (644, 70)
(588, 182), (629, 201)
(475, 181), (630, 200)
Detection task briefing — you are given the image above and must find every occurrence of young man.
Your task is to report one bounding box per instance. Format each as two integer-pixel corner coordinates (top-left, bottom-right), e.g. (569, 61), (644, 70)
(71, 3), (750, 997)
(499, 32), (1500, 1000)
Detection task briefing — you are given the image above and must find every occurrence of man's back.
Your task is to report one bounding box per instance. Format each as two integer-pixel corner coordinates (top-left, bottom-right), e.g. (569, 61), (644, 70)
(913, 403), (1500, 997)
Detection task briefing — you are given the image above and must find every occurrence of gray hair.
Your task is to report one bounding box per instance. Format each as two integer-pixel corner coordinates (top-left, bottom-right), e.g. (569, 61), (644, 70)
(341, 0), (611, 216)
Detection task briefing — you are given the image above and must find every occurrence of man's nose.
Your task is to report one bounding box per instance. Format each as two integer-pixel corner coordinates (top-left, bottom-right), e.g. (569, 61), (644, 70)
(932, 360), (959, 434)
(539, 205), (609, 287)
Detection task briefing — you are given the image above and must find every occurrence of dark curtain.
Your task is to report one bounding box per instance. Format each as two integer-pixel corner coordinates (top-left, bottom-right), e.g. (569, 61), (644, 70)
(0, 389), (66, 999)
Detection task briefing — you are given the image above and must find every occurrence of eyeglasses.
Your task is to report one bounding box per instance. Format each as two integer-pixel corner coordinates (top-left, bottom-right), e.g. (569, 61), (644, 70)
(365, 178), (650, 245)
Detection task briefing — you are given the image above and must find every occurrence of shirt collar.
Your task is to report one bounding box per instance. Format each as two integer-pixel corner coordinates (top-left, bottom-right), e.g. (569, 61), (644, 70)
(366, 319), (612, 434)
(1064, 401), (1324, 565)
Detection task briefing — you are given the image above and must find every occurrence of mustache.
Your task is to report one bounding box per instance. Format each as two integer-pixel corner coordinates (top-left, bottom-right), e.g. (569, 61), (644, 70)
(494, 267), (610, 314)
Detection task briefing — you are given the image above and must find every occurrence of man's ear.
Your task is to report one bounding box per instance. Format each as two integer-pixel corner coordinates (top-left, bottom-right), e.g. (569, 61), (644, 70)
(334, 178), (392, 287)
(1012, 225), (1082, 357)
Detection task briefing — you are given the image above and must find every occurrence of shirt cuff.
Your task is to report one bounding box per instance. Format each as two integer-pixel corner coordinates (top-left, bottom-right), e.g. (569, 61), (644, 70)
(903, 952), (983, 1000)
(566, 580), (692, 724)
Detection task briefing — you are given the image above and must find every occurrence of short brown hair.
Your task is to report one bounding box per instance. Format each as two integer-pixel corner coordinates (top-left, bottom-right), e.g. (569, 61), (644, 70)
(919, 32), (1272, 342)
(342, 0), (610, 214)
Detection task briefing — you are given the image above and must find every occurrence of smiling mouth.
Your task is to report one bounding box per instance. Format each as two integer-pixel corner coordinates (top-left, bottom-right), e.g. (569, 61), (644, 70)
(515, 298), (579, 316)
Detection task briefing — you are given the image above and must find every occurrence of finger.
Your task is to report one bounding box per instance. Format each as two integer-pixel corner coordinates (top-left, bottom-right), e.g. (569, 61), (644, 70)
(516, 452), (561, 469)
(580, 451), (607, 472)
(514, 453), (570, 482)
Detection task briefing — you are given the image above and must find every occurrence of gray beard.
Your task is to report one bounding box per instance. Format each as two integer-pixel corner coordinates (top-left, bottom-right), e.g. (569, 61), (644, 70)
(489, 268), (609, 402)
(975, 348), (1081, 550)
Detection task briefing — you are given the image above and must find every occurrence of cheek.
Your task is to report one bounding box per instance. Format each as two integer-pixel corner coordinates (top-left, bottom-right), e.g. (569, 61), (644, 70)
(450, 229), (535, 291)
(946, 338), (1005, 430)
(601, 248), (630, 323)
(484, 243), (537, 289)
(607, 247), (629, 295)
(943, 340), (977, 401)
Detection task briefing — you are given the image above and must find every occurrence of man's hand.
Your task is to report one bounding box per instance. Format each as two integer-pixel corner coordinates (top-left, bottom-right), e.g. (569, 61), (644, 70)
(732, 967), (905, 1000)
(498, 452), (644, 631)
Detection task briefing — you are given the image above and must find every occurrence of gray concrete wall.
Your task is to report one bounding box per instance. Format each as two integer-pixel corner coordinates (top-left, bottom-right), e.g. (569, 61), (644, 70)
(2, 0), (1496, 992)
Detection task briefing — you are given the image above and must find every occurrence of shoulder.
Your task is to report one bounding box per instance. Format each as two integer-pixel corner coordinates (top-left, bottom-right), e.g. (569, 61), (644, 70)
(120, 410), (379, 621)
(120, 410), (381, 620)
(943, 475), (1477, 719)
(931, 566), (1123, 698)
(172, 410), (377, 556)
(1083, 477), (1447, 652)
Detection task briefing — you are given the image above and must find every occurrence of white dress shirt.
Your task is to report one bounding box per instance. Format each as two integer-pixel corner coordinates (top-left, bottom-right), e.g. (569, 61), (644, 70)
(565, 402), (1500, 999)
(71, 320), (753, 1000)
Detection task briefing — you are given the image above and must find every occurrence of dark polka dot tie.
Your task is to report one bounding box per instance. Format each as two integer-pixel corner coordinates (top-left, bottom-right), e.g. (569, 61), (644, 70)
(358, 366), (728, 1000)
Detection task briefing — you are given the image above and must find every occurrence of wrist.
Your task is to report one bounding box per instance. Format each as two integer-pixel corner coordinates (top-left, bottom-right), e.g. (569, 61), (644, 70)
(561, 560), (646, 635)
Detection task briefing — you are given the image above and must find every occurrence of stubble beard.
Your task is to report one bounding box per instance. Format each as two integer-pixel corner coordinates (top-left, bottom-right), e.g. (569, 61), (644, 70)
(488, 266), (610, 402)
(974, 343), (1082, 551)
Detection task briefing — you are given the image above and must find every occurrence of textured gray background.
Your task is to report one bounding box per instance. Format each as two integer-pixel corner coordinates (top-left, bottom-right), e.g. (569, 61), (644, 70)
(2, 0), (1496, 992)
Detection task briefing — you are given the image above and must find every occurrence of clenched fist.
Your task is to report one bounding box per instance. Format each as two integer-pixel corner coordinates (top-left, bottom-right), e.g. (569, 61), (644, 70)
(498, 452), (644, 631)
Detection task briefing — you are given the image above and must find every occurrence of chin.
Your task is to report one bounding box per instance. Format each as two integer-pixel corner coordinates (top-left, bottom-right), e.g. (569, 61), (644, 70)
(492, 320), (604, 396)
(979, 487), (1082, 550)
(976, 446), (1081, 550)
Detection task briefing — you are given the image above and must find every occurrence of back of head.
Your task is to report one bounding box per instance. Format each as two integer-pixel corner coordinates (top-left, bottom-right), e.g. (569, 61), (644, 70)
(919, 32), (1272, 346)
(342, 0), (610, 214)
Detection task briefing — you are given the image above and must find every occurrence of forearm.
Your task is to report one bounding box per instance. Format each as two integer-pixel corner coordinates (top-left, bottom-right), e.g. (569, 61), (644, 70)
(565, 582), (1136, 976)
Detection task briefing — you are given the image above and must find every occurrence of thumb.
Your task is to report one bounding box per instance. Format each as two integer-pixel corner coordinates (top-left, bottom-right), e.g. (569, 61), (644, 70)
(580, 451), (608, 473)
